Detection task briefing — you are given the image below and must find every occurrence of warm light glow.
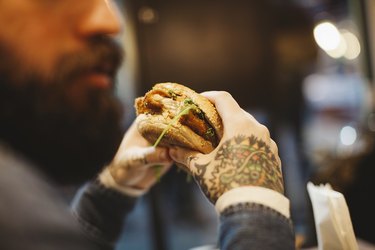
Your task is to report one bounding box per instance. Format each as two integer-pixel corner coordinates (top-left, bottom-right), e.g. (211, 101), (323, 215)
(138, 7), (158, 24)
(340, 126), (357, 146)
(341, 30), (361, 60)
(314, 22), (341, 51)
(314, 22), (361, 60)
(325, 35), (347, 58)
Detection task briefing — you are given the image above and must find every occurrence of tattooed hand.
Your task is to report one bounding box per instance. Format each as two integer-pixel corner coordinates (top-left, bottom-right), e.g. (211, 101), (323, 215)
(169, 91), (283, 204)
(103, 120), (173, 191)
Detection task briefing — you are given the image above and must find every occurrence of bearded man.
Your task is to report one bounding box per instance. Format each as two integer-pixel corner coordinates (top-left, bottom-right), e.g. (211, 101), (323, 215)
(0, 0), (294, 249)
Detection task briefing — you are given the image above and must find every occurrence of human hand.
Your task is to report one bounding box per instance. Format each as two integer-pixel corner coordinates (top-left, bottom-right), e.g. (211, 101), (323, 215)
(169, 91), (283, 204)
(102, 119), (173, 192)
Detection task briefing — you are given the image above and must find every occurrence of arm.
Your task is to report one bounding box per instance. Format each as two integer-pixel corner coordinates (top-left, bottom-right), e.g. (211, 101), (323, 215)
(169, 91), (295, 250)
(72, 121), (173, 249)
(71, 180), (138, 250)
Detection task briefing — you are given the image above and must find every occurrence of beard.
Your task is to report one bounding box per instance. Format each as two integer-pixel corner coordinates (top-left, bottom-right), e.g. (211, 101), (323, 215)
(0, 36), (125, 185)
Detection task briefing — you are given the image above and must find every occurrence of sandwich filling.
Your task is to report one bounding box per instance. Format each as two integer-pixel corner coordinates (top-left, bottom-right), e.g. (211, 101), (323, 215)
(136, 87), (219, 147)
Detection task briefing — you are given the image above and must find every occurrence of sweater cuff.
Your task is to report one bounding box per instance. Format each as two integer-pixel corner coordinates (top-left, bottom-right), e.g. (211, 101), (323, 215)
(215, 186), (290, 218)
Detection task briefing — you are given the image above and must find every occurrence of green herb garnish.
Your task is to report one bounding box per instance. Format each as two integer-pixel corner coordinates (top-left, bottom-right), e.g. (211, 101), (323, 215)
(152, 100), (198, 181)
(153, 164), (163, 181)
(153, 100), (198, 147)
(205, 127), (215, 138)
(184, 98), (194, 105)
(168, 90), (177, 100)
(186, 173), (192, 182)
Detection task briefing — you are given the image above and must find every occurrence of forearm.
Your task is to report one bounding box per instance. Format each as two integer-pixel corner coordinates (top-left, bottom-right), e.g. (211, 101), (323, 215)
(71, 180), (138, 250)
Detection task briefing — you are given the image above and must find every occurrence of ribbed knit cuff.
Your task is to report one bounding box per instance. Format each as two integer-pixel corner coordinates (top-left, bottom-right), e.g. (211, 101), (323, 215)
(215, 186), (290, 218)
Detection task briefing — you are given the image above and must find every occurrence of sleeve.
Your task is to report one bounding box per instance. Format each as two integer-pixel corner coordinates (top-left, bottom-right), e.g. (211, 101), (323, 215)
(219, 203), (295, 250)
(71, 179), (138, 250)
(216, 187), (295, 250)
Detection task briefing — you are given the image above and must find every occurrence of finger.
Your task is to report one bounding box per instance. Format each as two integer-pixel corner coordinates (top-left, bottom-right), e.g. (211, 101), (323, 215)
(115, 147), (148, 169)
(133, 163), (172, 189)
(112, 146), (170, 172)
(169, 147), (202, 171)
(115, 120), (149, 152)
(200, 91), (242, 121)
(143, 146), (172, 166)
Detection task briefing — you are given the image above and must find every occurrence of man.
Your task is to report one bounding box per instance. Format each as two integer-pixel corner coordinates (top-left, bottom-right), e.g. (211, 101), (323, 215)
(0, 0), (294, 249)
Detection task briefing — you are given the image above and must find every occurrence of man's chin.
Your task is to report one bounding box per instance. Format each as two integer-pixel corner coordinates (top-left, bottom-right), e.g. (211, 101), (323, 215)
(33, 95), (124, 185)
(0, 81), (124, 186)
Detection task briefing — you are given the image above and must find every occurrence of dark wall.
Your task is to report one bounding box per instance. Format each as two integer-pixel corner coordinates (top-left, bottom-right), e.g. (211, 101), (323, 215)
(127, 0), (317, 118)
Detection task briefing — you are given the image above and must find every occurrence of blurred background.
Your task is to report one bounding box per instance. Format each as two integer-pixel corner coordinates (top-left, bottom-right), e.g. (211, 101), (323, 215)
(112, 0), (375, 249)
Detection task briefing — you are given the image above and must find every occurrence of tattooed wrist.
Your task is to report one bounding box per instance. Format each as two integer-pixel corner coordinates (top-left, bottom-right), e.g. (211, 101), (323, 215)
(192, 135), (284, 203)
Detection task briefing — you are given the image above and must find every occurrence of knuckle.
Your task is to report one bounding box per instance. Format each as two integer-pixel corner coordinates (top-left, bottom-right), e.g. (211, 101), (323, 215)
(270, 140), (280, 156)
(260, 124), (271, 138)
(217, 91), (233, 100)
(258, 123), (268, 132)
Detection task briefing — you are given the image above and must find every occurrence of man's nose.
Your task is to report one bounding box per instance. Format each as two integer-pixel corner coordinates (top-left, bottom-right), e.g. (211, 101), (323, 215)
(76, 0), (122, 37)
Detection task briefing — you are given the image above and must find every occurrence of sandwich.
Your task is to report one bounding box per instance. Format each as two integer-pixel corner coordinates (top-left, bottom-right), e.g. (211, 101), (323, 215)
(135, 82), (223, 154)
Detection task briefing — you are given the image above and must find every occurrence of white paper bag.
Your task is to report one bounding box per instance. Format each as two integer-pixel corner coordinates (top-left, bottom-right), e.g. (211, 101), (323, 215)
(307, 182), (358, 250)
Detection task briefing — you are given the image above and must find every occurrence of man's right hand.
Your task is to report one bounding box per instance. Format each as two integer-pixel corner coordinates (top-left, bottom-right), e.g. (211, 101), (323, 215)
(169, 91), (284, 204)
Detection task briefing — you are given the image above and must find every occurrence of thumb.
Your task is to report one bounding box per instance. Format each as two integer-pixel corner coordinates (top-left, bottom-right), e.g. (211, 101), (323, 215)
(169, 147), (202, 172)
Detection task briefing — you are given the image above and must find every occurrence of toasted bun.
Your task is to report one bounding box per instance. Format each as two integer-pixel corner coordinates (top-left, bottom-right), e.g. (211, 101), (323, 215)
(135, 82), (223, 153)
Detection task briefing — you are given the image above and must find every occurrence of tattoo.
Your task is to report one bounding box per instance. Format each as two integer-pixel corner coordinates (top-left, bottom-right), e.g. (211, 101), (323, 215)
(114, 154), (147, 170)
(193, 135), (283, 203)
